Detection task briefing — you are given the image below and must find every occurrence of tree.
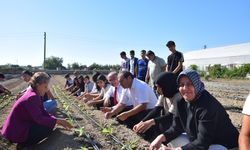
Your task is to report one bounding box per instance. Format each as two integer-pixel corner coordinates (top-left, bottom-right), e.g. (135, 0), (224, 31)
(43, 56), (63, 70)
(71, 62), (80, 70)
(189, 64), (198, 71)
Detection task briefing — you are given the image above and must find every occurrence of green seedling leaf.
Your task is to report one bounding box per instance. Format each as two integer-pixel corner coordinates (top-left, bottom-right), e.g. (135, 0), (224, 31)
(65, 105), (70, 111)
(121, 139), (139, 150)
(101, 127), (113, 135)
(78, 147), (88, 150)
(74, 127), (85, 137)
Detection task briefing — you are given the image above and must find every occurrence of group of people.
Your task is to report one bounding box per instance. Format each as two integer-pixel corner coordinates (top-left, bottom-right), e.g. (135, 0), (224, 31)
(0, 40), (249, 149)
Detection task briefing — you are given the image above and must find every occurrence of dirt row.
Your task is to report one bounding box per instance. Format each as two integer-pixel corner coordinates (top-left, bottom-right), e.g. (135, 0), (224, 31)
(50, 75), (150, 150)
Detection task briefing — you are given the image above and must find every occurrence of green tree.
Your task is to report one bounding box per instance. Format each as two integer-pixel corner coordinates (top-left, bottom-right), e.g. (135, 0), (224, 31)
(44, 56), (63, 70)
(189, 64), (198, 71)
(71, 62), (80, 70)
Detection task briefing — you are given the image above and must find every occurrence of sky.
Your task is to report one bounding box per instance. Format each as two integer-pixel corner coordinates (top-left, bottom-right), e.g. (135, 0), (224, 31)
(0, 0), (250, 67)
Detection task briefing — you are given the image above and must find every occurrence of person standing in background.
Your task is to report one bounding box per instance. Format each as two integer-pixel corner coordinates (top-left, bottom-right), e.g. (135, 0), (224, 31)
(120, 51), (130, 71)
(137, 50), (149, 82)
(166, 40), (184, 76)
(128, 50), (138, 77)
(145, 50), (166, 88)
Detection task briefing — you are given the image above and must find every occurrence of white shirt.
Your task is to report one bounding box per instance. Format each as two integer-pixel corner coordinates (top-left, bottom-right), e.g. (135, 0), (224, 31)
(121, 58), (130, 71)
(99, 84), (111, 97)
(242, 93), (250, 115)
(130, 58), (135, 75)
(156, 92), (182, 115)
(104, 84), (132, 106)
(120, 78), (157, 109)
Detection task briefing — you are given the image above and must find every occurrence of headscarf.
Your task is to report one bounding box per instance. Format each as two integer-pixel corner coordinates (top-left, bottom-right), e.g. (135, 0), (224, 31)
(177, 69), (205, 96)
(155, 72), (178, 98)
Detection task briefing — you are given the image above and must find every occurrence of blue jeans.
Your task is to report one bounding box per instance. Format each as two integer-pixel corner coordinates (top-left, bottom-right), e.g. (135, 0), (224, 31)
(43, 100), (57, 112)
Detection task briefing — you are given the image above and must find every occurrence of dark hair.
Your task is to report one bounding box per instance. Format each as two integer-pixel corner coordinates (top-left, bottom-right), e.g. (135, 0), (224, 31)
(0, 73), (5, 79)
(146, 50), (155, 56)
(84, 75), (90, 80)
(120, 71), (134, 80)
(141, 50), (146, 54)
(78, 75), (84, 83)
(64, 73), (70, 78)
(120, 51), (126, 56)
(22, 70), (33, 77)
(130, 50), (135, 54)
(166, 40), (175, 47)
(155, 72), (178, 98)
(92, 72), (101, 83)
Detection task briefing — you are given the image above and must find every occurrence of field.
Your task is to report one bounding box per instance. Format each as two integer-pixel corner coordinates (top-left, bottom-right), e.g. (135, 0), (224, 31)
(0, 75), (250, 150)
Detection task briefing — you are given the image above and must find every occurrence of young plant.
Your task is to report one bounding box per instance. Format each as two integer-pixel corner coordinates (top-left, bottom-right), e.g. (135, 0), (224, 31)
(101, 124), (113, 135)
(121, 139), (139, 150)
(74, 127), (85, 137)
(78, 147), (88, 150)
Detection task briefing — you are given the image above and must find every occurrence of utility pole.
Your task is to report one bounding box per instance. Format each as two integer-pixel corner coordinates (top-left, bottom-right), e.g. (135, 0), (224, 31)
(43, 32), (46, 70)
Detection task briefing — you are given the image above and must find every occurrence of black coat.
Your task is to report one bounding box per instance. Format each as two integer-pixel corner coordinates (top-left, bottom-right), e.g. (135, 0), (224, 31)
(164, 90), (239, 150)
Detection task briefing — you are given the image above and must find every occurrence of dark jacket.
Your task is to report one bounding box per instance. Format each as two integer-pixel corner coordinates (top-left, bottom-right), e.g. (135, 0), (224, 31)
(164, 90), (239, 150)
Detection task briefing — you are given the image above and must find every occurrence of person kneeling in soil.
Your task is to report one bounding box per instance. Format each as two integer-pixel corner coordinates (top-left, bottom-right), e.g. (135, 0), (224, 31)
(1, 72), (73, 149)
(18, 70), (57, 113)
(101, 72), (132, 113)
(86, 74), (111, 109)
(105, 71), (157, 129)
(149, 69), (239, 150)
(0, 73), (11, 96)
(133, 72), (182, 142)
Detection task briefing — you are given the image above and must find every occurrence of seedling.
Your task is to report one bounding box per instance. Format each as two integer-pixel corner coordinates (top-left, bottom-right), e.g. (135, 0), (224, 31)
(101, 124), (113, 135)
(74, 127), (85, 137)
(78, 147), (88, 150)
(121, 139), (139, 150)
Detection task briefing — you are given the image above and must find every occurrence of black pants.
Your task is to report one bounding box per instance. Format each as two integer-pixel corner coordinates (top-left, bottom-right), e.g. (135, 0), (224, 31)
(117, 109), (152, 129)
(19, 124), (53, 147)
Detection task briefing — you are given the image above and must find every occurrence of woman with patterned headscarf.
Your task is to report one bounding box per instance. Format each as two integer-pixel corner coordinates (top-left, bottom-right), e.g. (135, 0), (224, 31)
(150, 69), (239, 150)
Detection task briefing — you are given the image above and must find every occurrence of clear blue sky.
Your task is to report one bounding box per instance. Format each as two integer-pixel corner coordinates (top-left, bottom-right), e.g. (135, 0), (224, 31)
(0, 0), (250, 67)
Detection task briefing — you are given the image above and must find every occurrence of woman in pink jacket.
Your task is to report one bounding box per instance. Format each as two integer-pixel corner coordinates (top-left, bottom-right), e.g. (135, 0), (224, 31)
(1, 72), (72, 149)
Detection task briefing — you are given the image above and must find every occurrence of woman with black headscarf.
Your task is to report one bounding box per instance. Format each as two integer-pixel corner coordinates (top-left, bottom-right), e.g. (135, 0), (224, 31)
(133, 72), (182, 141)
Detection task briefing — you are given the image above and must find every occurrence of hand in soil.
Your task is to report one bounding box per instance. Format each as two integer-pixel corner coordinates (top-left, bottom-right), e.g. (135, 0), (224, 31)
(100, 107), (112, 113)
(56, 119), (73, 130)
(149, 134), (166, 150)
(105, 111), (114, 119)
(133, 119), (155, 133)
(116, 112), (129, 121)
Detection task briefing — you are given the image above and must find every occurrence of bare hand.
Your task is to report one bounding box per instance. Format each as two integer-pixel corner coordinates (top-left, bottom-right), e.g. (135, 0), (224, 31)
(56, 119), (73, 130)
(100, 107), (112, 113)
(105, 112), (113, 119)
(116, 112), (128, 121)
(149, 134), (166, 150)
(133, 119), (154, 133)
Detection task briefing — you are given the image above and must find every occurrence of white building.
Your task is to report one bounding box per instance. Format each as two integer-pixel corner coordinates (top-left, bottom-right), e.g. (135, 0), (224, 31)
(183, 42), (250, 71)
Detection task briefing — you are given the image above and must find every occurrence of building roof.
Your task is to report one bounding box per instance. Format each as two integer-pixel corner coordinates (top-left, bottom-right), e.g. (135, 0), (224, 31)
(184, 42), (250, 60)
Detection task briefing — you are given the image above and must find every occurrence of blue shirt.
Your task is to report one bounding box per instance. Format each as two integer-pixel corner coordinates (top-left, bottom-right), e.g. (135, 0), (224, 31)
(137, 58), (149, 79)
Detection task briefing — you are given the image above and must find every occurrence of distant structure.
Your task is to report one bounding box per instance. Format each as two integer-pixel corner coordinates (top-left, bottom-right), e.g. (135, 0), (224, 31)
(184, 42), (250, 71)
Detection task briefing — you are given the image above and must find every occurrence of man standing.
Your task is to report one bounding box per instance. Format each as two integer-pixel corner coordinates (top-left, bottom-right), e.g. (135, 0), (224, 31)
(137, 50), (149, 82)
(145, 50), (167, 88)
(120, 51), (130, 71)
(166, 41), (184, 76)
(105, 71), (157, 129)
(128, 50), (138, 77)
